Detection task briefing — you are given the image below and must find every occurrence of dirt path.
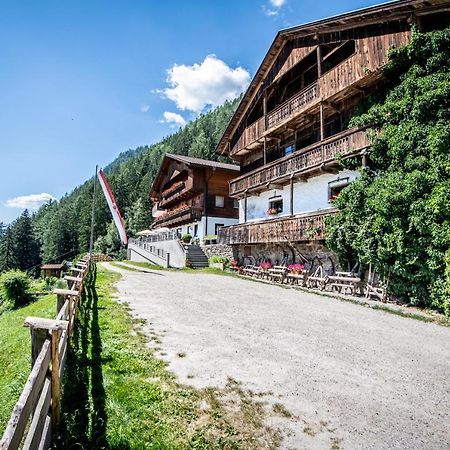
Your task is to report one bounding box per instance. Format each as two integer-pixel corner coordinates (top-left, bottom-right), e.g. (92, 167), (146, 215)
(102, 262), (450, 450)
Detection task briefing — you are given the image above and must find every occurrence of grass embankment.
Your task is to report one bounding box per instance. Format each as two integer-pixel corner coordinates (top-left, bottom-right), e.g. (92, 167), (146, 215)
(0, 294), (56, 432)
(55, 264), (277, 449)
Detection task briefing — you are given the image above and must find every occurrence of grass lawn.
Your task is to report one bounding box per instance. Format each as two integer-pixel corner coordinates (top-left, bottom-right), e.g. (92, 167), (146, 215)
(0, 294), (56, 433)
(55, 263), (277, 449)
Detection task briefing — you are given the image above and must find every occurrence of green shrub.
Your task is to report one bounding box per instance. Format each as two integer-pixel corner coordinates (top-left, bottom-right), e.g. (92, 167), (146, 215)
(44, 277), (58, 292)
(181, 233), (192, 243)
(326, 27), (450, 315)
(209, 255), (229, 264)
(0, 270), (32, 308)
(55, 279), (68, 289)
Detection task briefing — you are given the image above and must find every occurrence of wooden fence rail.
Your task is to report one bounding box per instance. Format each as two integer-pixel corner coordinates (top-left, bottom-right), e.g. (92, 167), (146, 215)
(0, 254), (92, 450)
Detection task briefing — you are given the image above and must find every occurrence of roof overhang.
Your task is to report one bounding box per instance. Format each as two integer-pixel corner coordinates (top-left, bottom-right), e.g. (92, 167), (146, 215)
(215, 0), (450, 156)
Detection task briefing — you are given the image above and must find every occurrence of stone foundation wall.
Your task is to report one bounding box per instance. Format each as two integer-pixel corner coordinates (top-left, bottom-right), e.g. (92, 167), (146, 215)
(233, 241), (340, 274)
(200, 244), (234, 260)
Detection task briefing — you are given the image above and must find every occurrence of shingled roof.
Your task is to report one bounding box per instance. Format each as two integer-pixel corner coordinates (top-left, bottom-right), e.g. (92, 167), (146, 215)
(165, 153), (239, 171)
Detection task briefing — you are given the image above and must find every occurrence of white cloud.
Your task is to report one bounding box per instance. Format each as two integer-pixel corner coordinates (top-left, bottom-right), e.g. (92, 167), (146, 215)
(161, 111), (187, 128)
(161, 55), (250, 113)
(264, 0), (285, 15)
(5, 193), (56, 210)
(140, 104), (150, 113)
(270, 0), (285, 6)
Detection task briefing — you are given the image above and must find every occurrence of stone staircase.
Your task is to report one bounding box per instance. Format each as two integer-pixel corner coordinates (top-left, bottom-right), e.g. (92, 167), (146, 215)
(185, 244), (209, 268)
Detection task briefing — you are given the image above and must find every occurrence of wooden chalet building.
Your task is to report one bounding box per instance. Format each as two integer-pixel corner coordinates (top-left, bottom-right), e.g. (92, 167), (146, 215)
(217, 0), (450, 265)
(150, 154), (240, 239)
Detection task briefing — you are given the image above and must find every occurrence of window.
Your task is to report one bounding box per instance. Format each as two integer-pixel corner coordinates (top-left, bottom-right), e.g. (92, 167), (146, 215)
(194, 224), (198, 237)
(215, 195), (225, 208)
(328, 177), (350, 203)
(233, 199), (239, 209)
(268, 197), (283, 216)
(284, 144), (295, 156)
(215, 223), (224, 235)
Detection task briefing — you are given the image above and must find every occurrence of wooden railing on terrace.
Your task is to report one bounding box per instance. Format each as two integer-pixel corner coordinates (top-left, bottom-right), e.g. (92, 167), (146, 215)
(218, 210), (336, 245)
(0, 255), (92, 450)
(230, 127), (370, 196)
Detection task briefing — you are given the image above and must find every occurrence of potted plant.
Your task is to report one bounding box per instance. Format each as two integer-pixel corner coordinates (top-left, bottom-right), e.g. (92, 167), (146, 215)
(209, 255), (229, 271)
(288, 263), (305, 275)
(181, 233), (192, 243)
(267, 207), (278, 216)
(259, 261), (272, 271)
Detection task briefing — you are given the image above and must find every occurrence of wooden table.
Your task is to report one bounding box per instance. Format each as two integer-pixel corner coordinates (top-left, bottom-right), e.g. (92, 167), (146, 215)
(328, 272), (361, 295)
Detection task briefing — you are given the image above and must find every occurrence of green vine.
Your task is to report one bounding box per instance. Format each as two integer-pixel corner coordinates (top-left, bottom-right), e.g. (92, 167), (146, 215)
(326, 26), (450, 315)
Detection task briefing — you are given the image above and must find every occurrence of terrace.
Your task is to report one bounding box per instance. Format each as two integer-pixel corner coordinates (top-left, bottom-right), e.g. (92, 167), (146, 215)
(218, 209), (336, 245)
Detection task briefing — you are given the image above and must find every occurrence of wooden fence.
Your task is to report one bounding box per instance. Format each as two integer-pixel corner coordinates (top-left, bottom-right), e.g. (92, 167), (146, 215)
(91, 253), (112, 262)
(0, 255), (92, 450)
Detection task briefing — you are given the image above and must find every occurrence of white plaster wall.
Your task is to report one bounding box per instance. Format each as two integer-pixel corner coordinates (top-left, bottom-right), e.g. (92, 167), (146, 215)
(128, 241), (186, 268)
(202, 216), (239, 236)
(176, 216), (238, 238)
(240, 169), (359, 223)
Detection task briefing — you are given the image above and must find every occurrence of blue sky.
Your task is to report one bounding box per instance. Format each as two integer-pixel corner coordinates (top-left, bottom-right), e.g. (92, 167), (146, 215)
(0, 0), (376, 224)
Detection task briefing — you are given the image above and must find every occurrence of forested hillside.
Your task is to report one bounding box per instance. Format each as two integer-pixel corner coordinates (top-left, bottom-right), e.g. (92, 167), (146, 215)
(0, 97), (240, 271)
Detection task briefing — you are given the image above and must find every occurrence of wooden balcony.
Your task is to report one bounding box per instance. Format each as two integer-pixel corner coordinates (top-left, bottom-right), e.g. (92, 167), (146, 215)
(153, 205), (203, 228)
(266, 82), (319, 130)
(159, 181), (199, 209)
(229, 127), (370, 197)
(230, 82), (319, 156)
(230, 116), (266, 157)
(218, 209), (336, 245)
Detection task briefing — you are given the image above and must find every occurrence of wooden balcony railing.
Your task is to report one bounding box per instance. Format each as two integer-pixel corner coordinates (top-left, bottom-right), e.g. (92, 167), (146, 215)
(154, 206), (203, 228)
(230, 82), (320, 156)
(266, 82), (319, 130)
(231, 116), (266, 156)
(159, 182), (197, 209)
(230, 127), (370, 197)
(218, 209), (336, 245)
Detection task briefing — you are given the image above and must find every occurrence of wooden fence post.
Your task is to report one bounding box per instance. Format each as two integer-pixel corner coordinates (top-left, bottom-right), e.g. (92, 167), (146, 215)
(51, 329), (61, 429)
(30, 328), (48, 369)
(23, 317), (68, 433)
(64, 275), (80, 290)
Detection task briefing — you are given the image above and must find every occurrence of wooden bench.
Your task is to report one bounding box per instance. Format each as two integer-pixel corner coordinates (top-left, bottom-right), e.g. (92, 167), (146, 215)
(242, 265), (260, 277)
(286, 270), (308, 286)
(268, 266), (288, 283)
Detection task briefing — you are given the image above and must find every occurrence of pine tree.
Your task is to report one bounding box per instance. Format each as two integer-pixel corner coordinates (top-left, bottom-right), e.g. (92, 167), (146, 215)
(42, 206), (78, 263)
(12, 210), (41, 274)
(0, 225), (17, 272)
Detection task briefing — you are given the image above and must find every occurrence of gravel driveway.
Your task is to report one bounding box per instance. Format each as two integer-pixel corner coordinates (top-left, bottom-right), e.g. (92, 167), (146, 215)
(102, 263), (450, 450)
